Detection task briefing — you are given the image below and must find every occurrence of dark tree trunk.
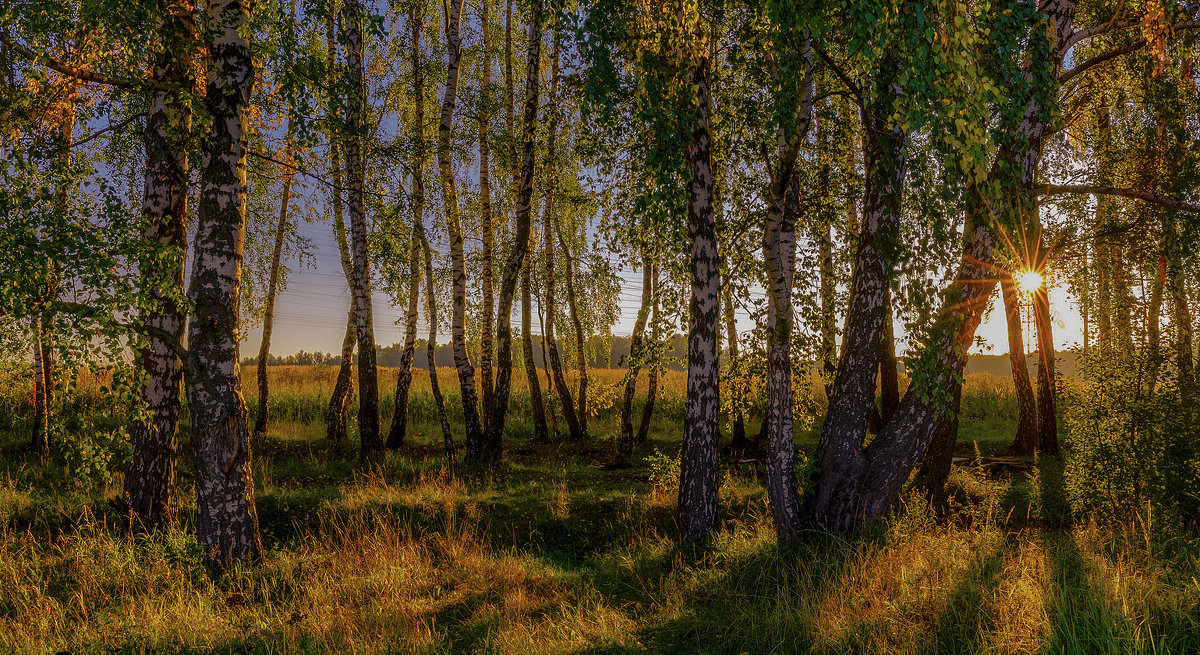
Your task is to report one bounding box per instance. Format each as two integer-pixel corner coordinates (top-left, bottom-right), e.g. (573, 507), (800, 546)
(819, 212), (838, 399)
(477, 0), (495, 439)
(187, 0), (263, 569)
(1147, 253), (1166, 393)
(253, 125), (295, 439)
(422, 233), (455, 465)
(802, 0), (1077, 532)
(437, 0), (483, 459)
(915, 384), (962, 493)
(509, 0), (546, 442)
(805, 57), (908, 531)
(1002, 274), (1038, 455)
(342, 0), (380, 456)
(678, 54), (721, 543)
(31, 318), (52, 461)
(879, 291), (900, 423)
(636, 262), (659, 445)
(541, 36), (582, 442)
(556, 225), (589, 439)
(324, 9), (355, 446)
(722, 280), (747, 449)
(386, 7), (427, 450)
(124, 0), (195, 533)
(484, 0), (542, 459)
(1033, 232), (1058, 456)
(620, 257), (653, 459)
(1166, 212), (1195, 403)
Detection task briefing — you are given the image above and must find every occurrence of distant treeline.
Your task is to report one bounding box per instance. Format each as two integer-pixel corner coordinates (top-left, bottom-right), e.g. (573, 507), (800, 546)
(245, 339), (1081, 378)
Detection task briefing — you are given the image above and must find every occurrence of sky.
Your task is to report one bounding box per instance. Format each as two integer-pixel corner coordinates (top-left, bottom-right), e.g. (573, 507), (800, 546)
(242, 213), (1087, 360)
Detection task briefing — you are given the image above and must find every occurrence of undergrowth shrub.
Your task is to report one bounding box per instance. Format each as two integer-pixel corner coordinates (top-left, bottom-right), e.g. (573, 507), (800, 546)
(1062, 357), (1200, 533)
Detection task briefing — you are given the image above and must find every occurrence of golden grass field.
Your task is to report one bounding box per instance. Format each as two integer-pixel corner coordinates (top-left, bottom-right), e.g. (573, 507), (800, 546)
(0, 365), (1196, 653)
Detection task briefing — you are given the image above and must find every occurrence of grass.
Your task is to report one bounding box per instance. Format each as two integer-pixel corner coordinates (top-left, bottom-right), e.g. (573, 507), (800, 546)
(0, 366), (1197, 653)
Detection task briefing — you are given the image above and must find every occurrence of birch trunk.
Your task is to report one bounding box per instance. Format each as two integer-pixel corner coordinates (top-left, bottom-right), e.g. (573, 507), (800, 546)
(1002, 274), (1037, 455)
(620, 258), (653, 458)
(477, 0), (496, 440)
(1032, 231), (1058, 455)
(556, 225), (589, 439)
(253, 124), (295, 439)
(437, 0), (483, 458)
(324, 8), (355, 445)
(342, 0), (381, 455)
(124, 0), (195, 533)
(187, 0), (263, 568)
(386, 7), (427, 450)
(803, 0), (1078, 531)
(636, 262), (659, 445)
(485, 0), (542, 457)
(678, 54), (721, 543)
(541, 36), (582, 441)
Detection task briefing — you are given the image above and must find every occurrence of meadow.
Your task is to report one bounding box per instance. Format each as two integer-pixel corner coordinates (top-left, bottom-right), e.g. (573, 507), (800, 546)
(1, 366), (1198, 653)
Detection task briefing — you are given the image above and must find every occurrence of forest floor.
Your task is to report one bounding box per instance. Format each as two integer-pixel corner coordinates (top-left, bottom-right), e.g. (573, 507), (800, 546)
(0, 367), (1198, 653)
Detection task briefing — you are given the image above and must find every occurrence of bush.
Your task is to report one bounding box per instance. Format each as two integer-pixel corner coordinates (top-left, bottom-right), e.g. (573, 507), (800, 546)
(1062, 357), (1200, 533)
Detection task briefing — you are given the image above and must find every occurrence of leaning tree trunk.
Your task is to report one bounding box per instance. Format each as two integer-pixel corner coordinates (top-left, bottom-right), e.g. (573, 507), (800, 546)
(804, 0), (1078, 532)
(556, 226), (589, 439)
(386, 7), (427, 450)
(915, 384), (962, 493)
(477, 0), (496, 441)
(436, 0), (483, 459)
(484, 0), (542, 457)
(1002, 274), (1038, 455)
(678, 53), (721, 543)
(253, 123), (295, 439)
(620, 257), (653, 459)
(636, 262), (659, 445)
(124, 0), (195, 533)
(804, 56), (908, 532)
(342, 0), (381, 456)
(186, 0), (263, 569)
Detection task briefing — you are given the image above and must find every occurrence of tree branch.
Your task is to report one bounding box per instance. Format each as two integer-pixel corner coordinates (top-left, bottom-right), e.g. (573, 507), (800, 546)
(0, 33), (163, 90)
(811, 44), (863, 108)
(1059, 21), (1200, 84)
(1036, 184), (1200, 213)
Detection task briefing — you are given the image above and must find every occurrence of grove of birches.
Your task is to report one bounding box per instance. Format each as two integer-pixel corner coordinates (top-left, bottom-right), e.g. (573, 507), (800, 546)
(4, 0), (1200, 651)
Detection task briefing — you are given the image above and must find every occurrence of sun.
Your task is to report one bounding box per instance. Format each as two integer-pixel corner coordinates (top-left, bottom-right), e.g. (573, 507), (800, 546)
(1015, 269), (1044, 294)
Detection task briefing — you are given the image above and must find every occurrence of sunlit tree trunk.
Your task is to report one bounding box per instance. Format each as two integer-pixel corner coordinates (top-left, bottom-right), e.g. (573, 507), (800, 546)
(478, 0), (495, 440)
(620, 257), (653, 459)
(342, 0), (380, 456)
(1002, 274), (1037, 455)
(422, 232), (455, 464)
(436, 0), (483, 459)
(387, 8), (428, 450)
(879, 291), (900, 423)
(31, 318), (51, 460)
(124, 0), (195, 533)
(1147, 253), (1166, 394)
(485, 0), (541, 459)
(678, 53), (721, 543)
(253, 123), (295, 439)
(187, 0), (263, 568)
